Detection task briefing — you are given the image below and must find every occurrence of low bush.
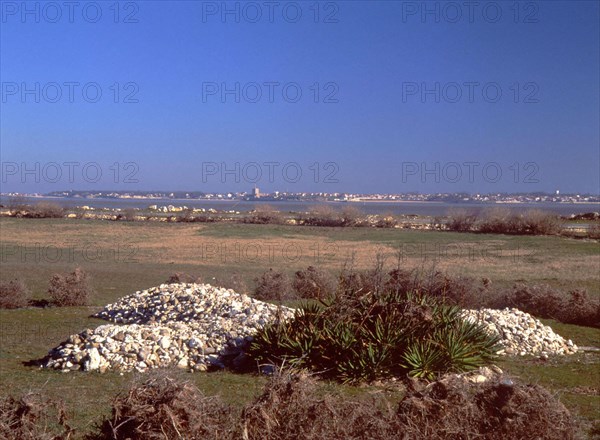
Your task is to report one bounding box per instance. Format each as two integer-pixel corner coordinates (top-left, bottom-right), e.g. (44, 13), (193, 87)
(115, 208), (138, 222)
(347, 263), (492, 310)
(92, 372), (575, 440)
(0, 392), (73, 440)
(188, 214), (220, 223)
(334, 258), (600, 327)
(374, 215), (398, 228)
(95, 374), (236, 440)
(337, 255), (388, 298)
(165, 272), (202, 284)
(396, 376), (575, 440)
(241, 371), (398, 440)
(446, 208), (478, 232)
(477, 208), (562, 235)
(175, 208), (195, 222)
(520, 209), (563, 235)
(507, 284), (600, 328)
(384, 265), (598, 327)
(415, 270), (494, 309)
(477, 207), (521, 234)
(587, 222), (600, 239)
(299, 205), (365, 227)
(174, 209), (223, 223)
(22, 202), (65, 219)
(248, 292), (500, 383)
(292, 266), (335, 300)
(47, 267), (95, 306)
(214, 273), (250, 295)
(7, 196), (29, 216)
(339, 206), (365, 227)
(0, 278), (31, 309)
(299, 205), (340, 227)
(253, 269), (294, 301)
(241, 205), (284, 225)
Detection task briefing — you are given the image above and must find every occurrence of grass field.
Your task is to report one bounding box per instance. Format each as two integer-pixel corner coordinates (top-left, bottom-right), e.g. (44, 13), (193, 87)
(1, 217), (599, 437)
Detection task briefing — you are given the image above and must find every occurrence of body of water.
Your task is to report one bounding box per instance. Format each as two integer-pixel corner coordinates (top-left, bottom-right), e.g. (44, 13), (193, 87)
(2, 196), (598, 217)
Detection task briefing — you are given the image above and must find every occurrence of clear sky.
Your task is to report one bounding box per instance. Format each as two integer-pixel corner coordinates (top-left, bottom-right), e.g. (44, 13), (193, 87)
(1, 0), (599, 195)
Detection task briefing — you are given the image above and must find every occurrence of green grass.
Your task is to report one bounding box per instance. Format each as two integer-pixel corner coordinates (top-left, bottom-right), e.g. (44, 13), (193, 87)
(1, 217), (599, 438)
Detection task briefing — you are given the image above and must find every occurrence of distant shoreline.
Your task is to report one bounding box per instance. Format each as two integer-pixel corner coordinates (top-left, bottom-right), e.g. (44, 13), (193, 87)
(3, 195), (600, 205)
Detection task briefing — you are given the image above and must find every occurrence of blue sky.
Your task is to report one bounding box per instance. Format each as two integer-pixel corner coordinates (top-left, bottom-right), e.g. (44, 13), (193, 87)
(1, 0), (599, 194)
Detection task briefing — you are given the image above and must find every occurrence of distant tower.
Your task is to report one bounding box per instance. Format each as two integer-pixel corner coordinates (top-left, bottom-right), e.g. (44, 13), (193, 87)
(252, 186), (260, 198)
(556, 190), (560, 195)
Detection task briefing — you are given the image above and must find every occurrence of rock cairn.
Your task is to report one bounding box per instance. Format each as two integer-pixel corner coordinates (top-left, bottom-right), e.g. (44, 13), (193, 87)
(41, 286), (578, 374)
(41, 284), (294, 373)
(462, 308), (577, 356)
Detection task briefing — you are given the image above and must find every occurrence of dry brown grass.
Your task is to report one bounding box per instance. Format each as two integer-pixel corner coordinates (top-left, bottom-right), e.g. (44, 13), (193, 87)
(0, 392), (73, 439)
(397, 376), (575, 440)
(89, 372), (576, 440)
(241, 371), (398, 440)
(94, 374), (235, 440)
(0, 370), (579, 440)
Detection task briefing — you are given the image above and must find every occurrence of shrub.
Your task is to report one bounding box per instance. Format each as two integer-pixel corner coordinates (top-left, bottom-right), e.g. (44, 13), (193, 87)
(165, 272), (202, 284)
(118, 208), (138, 222)
(248, 292), (500, 383)
(337, 254), (388, 298)
(520, 209), (563, 235)
(0, 279), (30, 309)
(507, 284), (600, 328)
(47, 268), (95, 306)
(253, 269), (294, 301)
(213, 273), (250, 295)
(299, 205), (362, 227)
(23, 202), (65, 219)
(396, 376), (575, 440)
(7, 196), (29, 216)
(375, 214), (398, 228)
(0, 392), (73, 440)
(586, 222), (600, 239)
(199, 214), (221, 222)
(73, 208), (88, 219)
(478, 207), (522, 234)
(563, 289), (600, 327)
(418, 270), (489, 309)
(445, 208), (478, 232)
(242, 205), (284, 225)
(96, 374), (236, 440)
(241, 371), (398, 440)
(176, 208), (195, 222)
(91, 372), (575, 440)
(478, 208), (562, 235)
(292, 266), (335, 300)
(349, 264), (490, 310)
(339, 206), (364, 227)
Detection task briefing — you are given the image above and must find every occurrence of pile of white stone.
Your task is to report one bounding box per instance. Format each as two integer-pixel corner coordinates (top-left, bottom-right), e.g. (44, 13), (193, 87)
(40, 285), (578, 374)
(41, 284), (294, 373)
(462, 308), (577, 356)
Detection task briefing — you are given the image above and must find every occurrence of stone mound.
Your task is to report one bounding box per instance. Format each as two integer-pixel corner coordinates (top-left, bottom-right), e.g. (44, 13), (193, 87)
(41, 283), (294, 373)
(462, 308), (577, 356)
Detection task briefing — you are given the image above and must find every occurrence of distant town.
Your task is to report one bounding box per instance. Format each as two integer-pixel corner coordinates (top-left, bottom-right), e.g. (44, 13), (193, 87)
(2, 189), (599, 204)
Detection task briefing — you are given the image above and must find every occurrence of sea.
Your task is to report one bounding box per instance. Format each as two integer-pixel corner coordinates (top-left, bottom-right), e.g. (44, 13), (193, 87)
(2, 196), (598, 217)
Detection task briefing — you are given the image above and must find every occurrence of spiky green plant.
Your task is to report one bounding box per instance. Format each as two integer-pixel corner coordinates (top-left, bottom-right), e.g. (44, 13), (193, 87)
(248, 291), (500, 383)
